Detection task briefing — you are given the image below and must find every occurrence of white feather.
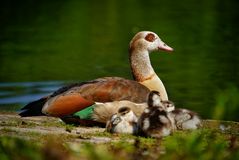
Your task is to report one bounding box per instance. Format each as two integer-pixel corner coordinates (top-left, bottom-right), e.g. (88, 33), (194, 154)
(142, 118), (150, 131)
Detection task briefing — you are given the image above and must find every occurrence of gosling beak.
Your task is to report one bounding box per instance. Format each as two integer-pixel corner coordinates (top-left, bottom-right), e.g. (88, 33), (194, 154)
(158, 42), (174, 52)
(112, 117), (122, 125)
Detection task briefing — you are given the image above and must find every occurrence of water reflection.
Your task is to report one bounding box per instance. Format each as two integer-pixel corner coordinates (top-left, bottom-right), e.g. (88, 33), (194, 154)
(0, 81), (64, 106)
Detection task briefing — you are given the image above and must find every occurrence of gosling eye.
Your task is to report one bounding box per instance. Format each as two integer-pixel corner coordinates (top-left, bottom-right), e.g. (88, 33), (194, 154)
(145, 33), (156, 42)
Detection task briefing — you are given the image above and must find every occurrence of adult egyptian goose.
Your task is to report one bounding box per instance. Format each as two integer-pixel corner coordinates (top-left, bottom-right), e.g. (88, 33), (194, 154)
(19, 31), (173, 123)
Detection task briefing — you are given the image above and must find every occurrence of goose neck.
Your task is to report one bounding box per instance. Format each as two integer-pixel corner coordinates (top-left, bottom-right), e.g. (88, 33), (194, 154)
(129, 48), (169, 101)
(129, 49), (155, 82)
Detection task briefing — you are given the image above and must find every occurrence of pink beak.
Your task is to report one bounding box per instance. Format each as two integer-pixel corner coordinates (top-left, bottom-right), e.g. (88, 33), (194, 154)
(158, 42), (174, 52)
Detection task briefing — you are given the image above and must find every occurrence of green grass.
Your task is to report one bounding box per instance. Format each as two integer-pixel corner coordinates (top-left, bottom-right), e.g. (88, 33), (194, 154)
(0, 128), (238, 160)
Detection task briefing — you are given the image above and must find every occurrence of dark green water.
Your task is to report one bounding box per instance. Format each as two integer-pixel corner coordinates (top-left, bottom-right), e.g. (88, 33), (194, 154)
(0, 0), (239, 121)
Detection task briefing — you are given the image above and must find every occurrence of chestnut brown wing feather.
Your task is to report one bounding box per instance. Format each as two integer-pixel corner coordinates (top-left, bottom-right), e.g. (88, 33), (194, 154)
(70, 77), (150, 103)
(44, 77), (150, 116)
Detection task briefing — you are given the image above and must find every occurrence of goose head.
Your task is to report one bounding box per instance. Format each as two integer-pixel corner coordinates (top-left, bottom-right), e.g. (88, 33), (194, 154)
(129, 31), (173, 53)
(129, 31), (173, 101)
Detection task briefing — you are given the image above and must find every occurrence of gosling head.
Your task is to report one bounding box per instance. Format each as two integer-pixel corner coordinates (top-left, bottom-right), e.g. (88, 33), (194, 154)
(147, 91), (164, 108)
(118, 106), (138, 122)
(129, 31), (173, 53)
(147, 91), (175, 112)
(161, 100), (175, 112)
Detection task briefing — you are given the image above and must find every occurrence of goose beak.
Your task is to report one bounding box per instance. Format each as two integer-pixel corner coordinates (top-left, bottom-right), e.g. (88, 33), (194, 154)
(158, 42), (174, 52)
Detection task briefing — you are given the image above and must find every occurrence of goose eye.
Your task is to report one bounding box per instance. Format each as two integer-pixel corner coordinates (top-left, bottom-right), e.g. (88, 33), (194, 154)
(145, 33), (156, 42)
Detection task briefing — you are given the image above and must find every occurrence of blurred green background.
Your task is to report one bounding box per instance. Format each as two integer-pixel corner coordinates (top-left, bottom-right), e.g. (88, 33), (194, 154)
(0, 0), (239, 120)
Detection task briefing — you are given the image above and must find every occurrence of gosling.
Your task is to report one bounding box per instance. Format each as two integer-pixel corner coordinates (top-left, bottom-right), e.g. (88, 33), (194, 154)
(106, 106), (138, 134)
(138, 91), (174, 138)
(161, 100), (202, 130)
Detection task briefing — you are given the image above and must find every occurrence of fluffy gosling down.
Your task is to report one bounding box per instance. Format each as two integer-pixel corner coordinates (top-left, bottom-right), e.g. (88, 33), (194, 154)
(139, 91), (202, 138)
(138, 105), (173, 138)
(106, 107), (138, 134)
(138, 91), (174, 138)
(106, 91), (202, 137)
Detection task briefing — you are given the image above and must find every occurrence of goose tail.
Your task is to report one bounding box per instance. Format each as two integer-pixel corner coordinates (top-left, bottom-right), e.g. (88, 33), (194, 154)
(19, 97), (47, 117)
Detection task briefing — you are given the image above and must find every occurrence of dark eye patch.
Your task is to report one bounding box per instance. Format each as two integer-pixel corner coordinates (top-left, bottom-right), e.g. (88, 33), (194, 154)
(145, 33), (156, 42)
(118, 106), (130, 114)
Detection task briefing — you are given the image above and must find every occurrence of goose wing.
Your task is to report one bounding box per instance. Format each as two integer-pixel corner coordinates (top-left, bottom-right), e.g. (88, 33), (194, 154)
(42, 77), (150, 117)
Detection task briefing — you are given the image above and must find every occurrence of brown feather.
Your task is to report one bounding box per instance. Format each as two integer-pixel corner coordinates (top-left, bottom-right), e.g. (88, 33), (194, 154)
(42, 94), (94, 117)
(43, 77), (150, 116)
